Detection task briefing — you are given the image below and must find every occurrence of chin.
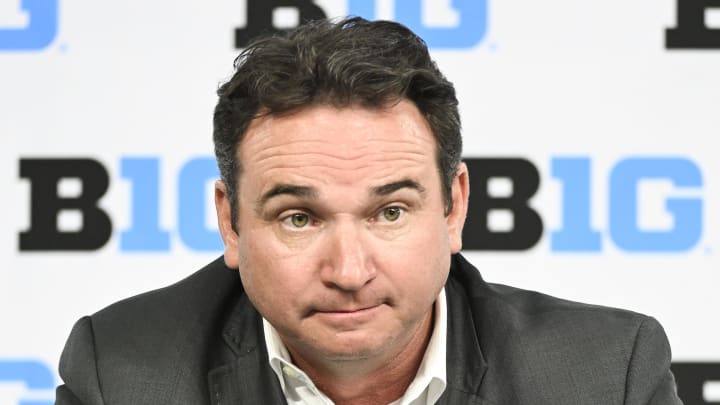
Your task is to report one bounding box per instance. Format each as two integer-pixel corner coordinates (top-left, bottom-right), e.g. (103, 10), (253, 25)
(314, 332), (390, 361)
(319, 346), (379, 362)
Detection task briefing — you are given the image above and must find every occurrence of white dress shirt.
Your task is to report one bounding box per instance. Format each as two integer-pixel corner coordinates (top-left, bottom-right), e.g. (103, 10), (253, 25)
(263, 289), (448, 405)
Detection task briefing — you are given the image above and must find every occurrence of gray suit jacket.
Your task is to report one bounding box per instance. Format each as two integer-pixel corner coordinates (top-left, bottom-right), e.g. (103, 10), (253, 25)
(56, 254), (682, 404)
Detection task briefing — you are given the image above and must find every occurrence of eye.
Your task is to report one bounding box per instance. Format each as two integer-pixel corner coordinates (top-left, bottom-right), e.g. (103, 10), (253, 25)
(381, 206), (403, 222)
(284, 213), (310, 228)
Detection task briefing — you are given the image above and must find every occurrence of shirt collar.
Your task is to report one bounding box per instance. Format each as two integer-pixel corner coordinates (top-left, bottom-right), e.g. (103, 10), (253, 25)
(262, 288), (448, 405)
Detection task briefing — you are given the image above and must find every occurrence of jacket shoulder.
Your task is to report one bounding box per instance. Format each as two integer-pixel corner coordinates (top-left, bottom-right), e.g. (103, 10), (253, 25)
(448, 254), (679, 404)
(450, 253), (653, 329)
(60, 257), (243, 404)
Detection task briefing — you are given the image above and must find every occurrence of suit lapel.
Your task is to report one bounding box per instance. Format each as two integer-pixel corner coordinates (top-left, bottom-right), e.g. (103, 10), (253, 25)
(436, 255), (494, 405)
(207, 293), (287, 404)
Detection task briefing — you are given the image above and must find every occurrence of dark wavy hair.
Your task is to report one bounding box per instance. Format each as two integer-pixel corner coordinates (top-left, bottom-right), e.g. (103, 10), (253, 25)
(213, 17), (461, 229)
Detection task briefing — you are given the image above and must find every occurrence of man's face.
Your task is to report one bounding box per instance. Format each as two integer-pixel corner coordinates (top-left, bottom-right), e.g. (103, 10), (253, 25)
(216, 100), (468, 365)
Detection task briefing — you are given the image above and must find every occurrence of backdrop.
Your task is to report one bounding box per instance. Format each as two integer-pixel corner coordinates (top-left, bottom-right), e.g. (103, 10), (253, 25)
(1, 0), (718, 403)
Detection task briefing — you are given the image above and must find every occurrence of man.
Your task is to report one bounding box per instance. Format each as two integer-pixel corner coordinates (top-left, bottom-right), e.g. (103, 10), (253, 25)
(56, 17), (682, 405)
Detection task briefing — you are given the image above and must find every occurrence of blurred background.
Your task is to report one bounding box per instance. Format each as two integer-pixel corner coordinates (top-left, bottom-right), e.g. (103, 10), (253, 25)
(1, 0), (718, 403)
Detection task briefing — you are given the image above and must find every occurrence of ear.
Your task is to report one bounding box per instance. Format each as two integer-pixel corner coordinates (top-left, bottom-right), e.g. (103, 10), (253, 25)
(447, 162), (470, 254)
(215, 180), (239, 268)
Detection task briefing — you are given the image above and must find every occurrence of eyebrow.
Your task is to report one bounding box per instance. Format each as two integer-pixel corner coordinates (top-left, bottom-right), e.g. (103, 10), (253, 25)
(256, 179), (425, 211)
(257, 184), (318, 208)
(371, 179), (426, 197)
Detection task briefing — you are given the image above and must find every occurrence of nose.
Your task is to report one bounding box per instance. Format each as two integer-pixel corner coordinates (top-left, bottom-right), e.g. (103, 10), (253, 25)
(320, 219), (376, 291)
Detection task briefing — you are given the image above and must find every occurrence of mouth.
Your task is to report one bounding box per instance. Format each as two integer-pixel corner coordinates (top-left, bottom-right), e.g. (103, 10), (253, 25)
(315, 305), (380, 314)
(310, 304), (385, 324)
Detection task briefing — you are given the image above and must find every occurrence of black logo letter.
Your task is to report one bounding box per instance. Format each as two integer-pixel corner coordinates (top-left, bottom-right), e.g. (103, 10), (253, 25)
(671, 362), (720, 404)
(20, 158), (112, 251)
(235, 0), (327, 48)
(666, 0), (720, 49)
(463, 158), (543, 250)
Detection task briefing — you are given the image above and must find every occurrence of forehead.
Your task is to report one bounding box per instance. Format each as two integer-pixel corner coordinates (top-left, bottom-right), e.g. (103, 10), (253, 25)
(237, 101), (438, 187)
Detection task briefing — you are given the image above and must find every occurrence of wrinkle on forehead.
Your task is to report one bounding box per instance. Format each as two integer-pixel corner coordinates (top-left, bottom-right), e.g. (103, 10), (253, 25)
(255, 151), (428, 174)
(240, 101), (435, 156)
(253, 137), (431, 163)
(237, 101), (438, 193)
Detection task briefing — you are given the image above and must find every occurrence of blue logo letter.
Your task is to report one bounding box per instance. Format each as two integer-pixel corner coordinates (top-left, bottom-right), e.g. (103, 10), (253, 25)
(120, 157), (171, 252)
(178, 157), (223, 251)
(0, 360), (54, 405)
(551, 157), (602, 252)
(0, 0), (58, 51)
(609, 157), (703, 252)
(348, 0), (487, 49)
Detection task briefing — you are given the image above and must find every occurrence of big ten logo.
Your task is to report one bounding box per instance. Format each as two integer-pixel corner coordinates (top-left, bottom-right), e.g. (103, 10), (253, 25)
(0, 0), (58, 51)
(19, 157), (222, 252)
(19, 156), (706, 253)
(235, 0), (487, 49)
(0, 360), (54, 405)
(666, 0), (720, 49)
(463, 157), (704, 252)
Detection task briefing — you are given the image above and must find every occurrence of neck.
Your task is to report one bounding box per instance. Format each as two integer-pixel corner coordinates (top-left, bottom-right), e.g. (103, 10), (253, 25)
(286, 307), (434, 405)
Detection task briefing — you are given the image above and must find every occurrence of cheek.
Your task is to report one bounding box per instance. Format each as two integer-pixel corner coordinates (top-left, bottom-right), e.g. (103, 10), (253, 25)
(238, 259), (301, 326)
(378, 218), (451, 291)
(236, 234), (315, 314)
(409, 214), (451, 262)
